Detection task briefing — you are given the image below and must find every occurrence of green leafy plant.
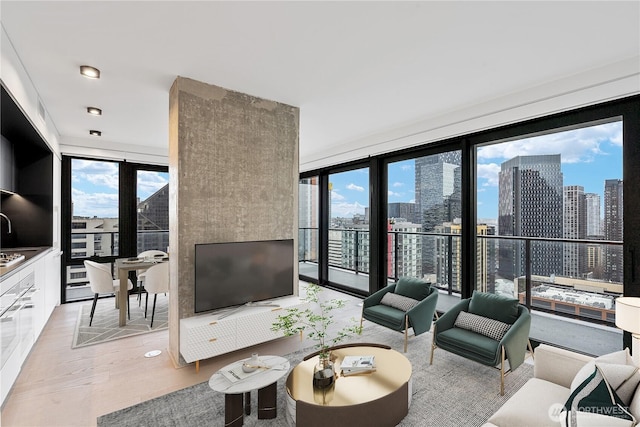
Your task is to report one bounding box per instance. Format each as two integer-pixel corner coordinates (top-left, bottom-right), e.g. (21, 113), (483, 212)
(271, 283), (362, 360)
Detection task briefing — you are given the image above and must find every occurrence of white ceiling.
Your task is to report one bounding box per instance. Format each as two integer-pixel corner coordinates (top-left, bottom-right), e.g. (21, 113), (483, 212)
(2, 1), (639, 168)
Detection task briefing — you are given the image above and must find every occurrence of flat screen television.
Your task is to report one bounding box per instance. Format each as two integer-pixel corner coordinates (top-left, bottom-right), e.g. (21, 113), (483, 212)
(194, 239), (294, 313)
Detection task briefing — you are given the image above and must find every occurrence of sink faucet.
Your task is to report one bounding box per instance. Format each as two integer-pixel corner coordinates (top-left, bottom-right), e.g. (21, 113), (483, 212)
(0, 213), (11, 234)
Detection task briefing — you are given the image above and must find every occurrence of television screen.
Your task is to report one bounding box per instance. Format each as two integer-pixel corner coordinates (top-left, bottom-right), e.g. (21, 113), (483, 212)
(194, 239), (294, 313)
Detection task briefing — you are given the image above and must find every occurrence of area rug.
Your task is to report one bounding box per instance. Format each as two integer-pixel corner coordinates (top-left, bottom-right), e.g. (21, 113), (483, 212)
(72, 293), (168, 348)
(97, 323), (533, 426)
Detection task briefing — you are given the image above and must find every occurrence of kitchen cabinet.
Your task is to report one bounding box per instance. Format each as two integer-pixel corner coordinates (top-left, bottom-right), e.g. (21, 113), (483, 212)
(0, 249), (57, 405)
(0, 134), (16, 193)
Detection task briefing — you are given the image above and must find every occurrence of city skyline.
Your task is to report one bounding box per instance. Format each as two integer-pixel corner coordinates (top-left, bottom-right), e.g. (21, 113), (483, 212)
(331, 120), (622, 220)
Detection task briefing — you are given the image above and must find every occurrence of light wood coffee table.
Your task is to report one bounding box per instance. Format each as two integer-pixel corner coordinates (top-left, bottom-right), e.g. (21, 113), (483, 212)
(285, 344), (412, 426)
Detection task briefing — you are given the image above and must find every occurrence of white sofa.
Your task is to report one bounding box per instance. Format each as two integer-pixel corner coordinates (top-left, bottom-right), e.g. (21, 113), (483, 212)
(484, 343), (640, 427)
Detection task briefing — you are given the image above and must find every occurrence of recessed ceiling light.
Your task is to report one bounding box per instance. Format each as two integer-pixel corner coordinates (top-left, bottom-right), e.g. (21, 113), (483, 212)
(87, 107), (102, 116)
(80, 65), (100, 79)
(89, 130), (102, 137)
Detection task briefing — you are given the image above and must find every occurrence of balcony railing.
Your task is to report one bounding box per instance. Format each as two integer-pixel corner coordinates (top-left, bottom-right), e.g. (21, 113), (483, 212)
(298, 226), (623, 325)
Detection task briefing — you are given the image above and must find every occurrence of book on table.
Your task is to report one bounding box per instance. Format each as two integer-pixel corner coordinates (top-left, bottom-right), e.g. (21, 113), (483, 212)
(340, 355), (376, 375)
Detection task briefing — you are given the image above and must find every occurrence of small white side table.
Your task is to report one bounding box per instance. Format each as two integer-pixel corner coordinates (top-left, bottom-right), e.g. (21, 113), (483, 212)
(209, 355), (290, 426)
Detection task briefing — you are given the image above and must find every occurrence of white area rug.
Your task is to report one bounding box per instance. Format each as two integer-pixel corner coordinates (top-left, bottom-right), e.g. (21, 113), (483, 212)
(97, 321), (533, 426)
(72, 293), (168, 348)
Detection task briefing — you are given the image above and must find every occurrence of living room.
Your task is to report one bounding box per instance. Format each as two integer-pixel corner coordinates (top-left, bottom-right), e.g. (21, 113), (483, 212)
(1, 2), (640, 426)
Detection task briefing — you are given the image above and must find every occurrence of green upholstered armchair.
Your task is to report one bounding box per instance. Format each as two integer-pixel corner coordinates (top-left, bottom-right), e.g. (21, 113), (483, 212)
(429, 291), (533, 395)
(360, 277), (438, 352)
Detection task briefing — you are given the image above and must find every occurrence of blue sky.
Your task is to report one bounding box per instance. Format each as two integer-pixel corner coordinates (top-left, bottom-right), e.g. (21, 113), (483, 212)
(331, 120), (623, 220)
(71, 159), (168, 218)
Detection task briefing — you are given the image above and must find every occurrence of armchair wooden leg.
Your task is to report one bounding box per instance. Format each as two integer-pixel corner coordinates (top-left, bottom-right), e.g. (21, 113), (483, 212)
(528, 339), (535, 360)
(404, 315), (409, 353)
(430, 326), (437, 365)
(500, 346), (505, 396)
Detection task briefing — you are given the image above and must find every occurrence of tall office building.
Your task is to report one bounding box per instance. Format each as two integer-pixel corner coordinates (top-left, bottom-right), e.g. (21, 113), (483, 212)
(389, 221), (423, 279)
(433, 222), (496, 293)
(498, 155), (563, 280)
(137, 184), (169, 254)
(388, 202), (418, 224)
(563, 185), (587, 278)
(604, 179), (623, 283)
(585, 193), (602, 237)
(415, 152), (462, 274)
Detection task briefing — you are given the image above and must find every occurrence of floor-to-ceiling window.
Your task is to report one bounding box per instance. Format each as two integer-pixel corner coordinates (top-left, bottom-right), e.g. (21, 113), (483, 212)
(299, 176), (319, 281)
(475, 119), (623, 324)
(64, 158), (120, 301)
(327, 167), (370, 293)
(387, 150), (462, 294)
(136, 169), (169, 254)
(61, 157), (168, 303)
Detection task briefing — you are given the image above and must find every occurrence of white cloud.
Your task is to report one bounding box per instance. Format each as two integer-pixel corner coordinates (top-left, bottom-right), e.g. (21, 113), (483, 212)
(400, 164), (412, 171)
(477, 121), (622, 164)
(331, 190), (345, 201)
(392, 182), (404, 188)
(137, 171), (169, 199)
(346, 183), (364, 192)
(72, 159), (120, 190)
(71, 188), (119, 218)
(477, 163), (501, 187)
(331, 201), (366, 217)
(388, 190), (402, 197)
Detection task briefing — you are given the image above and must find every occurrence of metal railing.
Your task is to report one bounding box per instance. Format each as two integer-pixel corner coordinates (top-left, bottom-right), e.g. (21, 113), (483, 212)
(298, 226), (623, 325)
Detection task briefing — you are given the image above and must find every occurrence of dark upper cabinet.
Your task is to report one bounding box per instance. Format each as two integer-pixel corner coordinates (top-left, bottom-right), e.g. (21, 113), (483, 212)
(1, 134), (16, 193)
(1, 85), (53, 248)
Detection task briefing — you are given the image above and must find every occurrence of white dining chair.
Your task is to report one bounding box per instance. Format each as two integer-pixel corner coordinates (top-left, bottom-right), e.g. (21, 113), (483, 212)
(84, 260), (134, 326)
(136, 250), (168, 305)
(143, 261), (169, 328)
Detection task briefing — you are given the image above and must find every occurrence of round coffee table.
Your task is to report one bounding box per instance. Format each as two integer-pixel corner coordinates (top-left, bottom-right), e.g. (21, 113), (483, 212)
(285, 345), (412, 426)
(209, 355), (290, 426)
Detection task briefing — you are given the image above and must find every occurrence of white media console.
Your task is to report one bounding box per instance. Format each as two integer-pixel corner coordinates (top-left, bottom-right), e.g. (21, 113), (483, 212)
(180, 295), (309, 372)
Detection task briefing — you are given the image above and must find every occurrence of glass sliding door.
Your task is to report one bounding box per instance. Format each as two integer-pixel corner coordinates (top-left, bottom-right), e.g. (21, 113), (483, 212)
(65, 158), (119, 301)
(475, 119), (623, 324)
(387, 151), (462, 295)
(299, 176), (319, 280)
(328, 167), (369, 293)
(136, 169), (169, 255)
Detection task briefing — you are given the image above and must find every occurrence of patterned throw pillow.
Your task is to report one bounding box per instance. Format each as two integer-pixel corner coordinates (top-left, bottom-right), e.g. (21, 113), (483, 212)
(380, 292), (419, 312)
(454, 311), (511, 341)
(563, 363), (637, 426)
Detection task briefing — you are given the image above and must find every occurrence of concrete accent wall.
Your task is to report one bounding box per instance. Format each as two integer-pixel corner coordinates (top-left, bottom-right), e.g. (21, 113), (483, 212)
(168, 76), (299, 365)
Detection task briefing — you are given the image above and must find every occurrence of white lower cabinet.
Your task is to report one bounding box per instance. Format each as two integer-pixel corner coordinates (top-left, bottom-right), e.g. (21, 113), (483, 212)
(180, 296), (309, 365)
(1, 250), (60, 405)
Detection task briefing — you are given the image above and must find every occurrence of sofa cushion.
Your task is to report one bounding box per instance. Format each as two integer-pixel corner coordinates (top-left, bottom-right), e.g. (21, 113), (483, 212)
(380, 292), (419, 312)
(436, 327), (499, 363)
(394, 277), (430, 301)
(454, 311), (511, 341)
(362, 305), (405, 330)
(468, 291), (519, 324)
(571, 348), (635, 391)
(563, 363), (635, 426)
(487, 378), (570, 427)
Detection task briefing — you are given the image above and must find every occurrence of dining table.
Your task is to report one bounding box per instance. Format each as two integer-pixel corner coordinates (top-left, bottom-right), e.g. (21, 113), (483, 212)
(114, 257), (167, 326)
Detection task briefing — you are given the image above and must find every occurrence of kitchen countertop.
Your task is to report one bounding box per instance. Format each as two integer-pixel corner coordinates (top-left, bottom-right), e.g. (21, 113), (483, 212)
(0, 246), (55, 281)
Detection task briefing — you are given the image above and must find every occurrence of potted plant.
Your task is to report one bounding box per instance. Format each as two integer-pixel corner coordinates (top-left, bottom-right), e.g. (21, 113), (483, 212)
(271, 283), (362, 389)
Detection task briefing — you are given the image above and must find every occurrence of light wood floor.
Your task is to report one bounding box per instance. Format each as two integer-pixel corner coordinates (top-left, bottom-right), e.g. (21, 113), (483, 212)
(0, 288), (363, 427)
